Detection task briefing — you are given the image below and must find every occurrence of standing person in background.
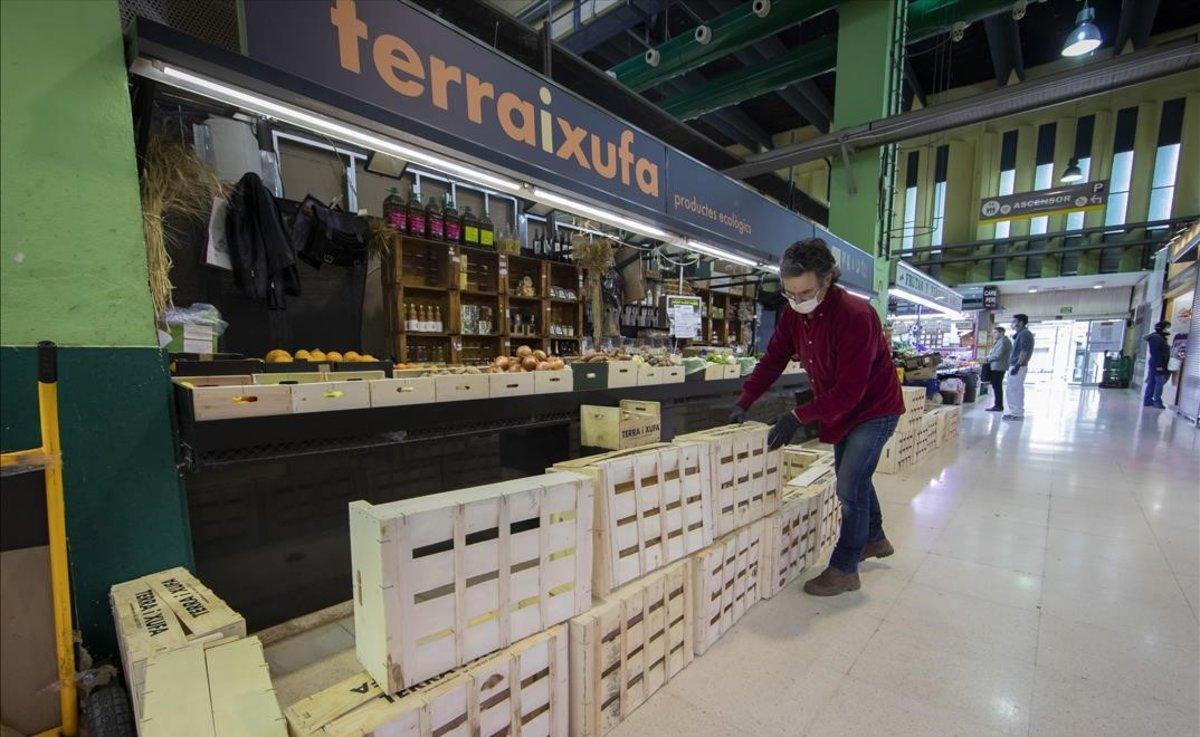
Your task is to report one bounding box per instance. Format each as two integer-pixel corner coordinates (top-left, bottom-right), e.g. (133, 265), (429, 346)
(1003, 314), (1034, 421)
(1143, 320), (1171, 409)
(986, 326), (1013, 412)
(728, 239), (904, 597)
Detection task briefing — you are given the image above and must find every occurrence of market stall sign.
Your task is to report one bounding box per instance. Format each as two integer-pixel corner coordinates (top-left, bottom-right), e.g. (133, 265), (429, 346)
(665, 295), (702, 339)
(893, 260), (964, 313)
(978, 180), (1108, 224)
(983, 285), (1000, 310)
(242, 0), (667, 212)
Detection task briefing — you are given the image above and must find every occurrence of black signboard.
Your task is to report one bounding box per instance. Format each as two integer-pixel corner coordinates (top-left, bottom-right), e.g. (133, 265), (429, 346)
(983, 285), (1000, 310)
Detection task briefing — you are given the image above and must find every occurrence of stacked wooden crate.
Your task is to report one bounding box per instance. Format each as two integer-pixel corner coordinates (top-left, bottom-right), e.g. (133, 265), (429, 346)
(898, 386), (927, 436)
(816, 479), (842, 557)
(286, 625), (568, 737)
(673, 423), (781, 538)
(876, 430), (916, 475)
(568, 560), (692, 737)
(110, 567), (247, 722)
(940, 404), (962, 443)
(552, 443), (712, 597)
(761, 446), (837, 597)
(914, 410), (941, 464)
(690, 519), (765, 655)
(349, 472), (594, 690)
(139, 636), (285, 737)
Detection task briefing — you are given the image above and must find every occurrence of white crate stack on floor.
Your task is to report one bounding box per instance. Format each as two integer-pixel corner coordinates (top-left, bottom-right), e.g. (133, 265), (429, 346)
(690, 519), (765, 655)
(914, 410), (941, 464)
(568, 560), (692, 737)
(940, 404), (962, 443)
(285, 625), (569, 737)
(898, 386), (927, 437)
(674, 423), (781, 538)
(110, 567), (246, 722)
(761, 457), (836, 598)
(875, 429), (916, 475)
(553, 442), (712, 598)
(816, 479), (842, 558)
(350, 472), (593, 691)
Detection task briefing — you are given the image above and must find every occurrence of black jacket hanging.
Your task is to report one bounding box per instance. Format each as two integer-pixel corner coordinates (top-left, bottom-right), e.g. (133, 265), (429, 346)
(226, 172), (300, 309)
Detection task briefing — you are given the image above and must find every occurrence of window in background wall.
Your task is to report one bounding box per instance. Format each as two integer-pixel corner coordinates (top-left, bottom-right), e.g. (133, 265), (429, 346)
(994, 130), (1019, 239)
(1148, 97), (1185, 227)
(931, 145), (949, 249)
(901, 150), (919, 250)
(1104, 106), (1139, 228)
(1065, 115), (1095, 231)
(1029, 122), (1057, 235)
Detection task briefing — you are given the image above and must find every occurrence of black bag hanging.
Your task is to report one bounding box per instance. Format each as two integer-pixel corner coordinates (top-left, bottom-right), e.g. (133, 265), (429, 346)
(291, 195), (370, 269)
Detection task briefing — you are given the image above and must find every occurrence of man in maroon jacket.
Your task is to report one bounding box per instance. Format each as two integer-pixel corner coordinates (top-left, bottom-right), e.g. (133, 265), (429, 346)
(731, 239), (905, 596)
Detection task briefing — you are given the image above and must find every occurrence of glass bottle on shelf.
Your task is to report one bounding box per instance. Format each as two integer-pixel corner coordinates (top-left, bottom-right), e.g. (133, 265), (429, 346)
(443, 194), (460, 243)
(479, 208), (494, 249)
(434, 306), (443, 332)
(461, 206), (479, 245)
(383, 187), (406, 232)
(425, 196), (444, 241)
(406, 183), (425, 237)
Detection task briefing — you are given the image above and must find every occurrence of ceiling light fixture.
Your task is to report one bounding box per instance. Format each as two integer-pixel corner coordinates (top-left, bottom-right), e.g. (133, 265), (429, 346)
(1061, 4), (1102, 57)
(153, 64), (522, 193)
(889, 287), (961, 318)
(682, 240), (758, 267)
(1060, 157), (1084, 183)
(1092, 283), (1104, 289)
(760, 264), (780, 274)
(531, 188), (670, 239)
(1028, 287), (1038, 293)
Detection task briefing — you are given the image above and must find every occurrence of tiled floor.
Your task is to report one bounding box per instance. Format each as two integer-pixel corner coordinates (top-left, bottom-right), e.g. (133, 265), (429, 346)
(264, 385), (1199, 736)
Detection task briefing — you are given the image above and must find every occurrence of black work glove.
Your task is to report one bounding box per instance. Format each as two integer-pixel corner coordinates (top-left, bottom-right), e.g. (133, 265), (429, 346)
(1009, 366), (1020, 376)
(767, 411), (801, 450)
(729, 405), (748, 424)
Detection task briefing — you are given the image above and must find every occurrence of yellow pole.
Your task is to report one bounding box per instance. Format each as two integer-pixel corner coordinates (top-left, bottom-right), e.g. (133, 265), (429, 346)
(36, 342), (77, 737)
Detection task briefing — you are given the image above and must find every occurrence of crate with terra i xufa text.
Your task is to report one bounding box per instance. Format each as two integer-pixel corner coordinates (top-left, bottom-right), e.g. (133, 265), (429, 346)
(580, 400), (662, 451)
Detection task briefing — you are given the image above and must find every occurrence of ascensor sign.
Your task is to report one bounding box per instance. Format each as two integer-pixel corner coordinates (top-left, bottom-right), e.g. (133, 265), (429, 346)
(241, 0), (666, 211)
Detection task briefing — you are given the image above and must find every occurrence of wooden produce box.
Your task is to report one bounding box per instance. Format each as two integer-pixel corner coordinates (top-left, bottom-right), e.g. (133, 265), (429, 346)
(172, 375), (250, 388)
(569, 560), (692, 737)
(674, 423), (781, 538)
(433, 373), (490, 402)
(635, 364), (662, 386)
(570, 362), (609, 391)
(350, 472), (593, 691)
(691, 520), (764, 656)
(761, 468), (835, 598)
(659, 366), (685, 384)
(251, 372), (327, 385)
(898, 386), (927, 436)
(816, 477), (842, 558)
(702, 363), (726, 381)
(580, 400), (661, 451)
(111, 567), (246, 722)
(184, 384), (292, 421)
(139, 636), (284, 737)
(368, 376), (436, 407)
(535, 368), (574, 394)
(285, 626), (568, 737)
(722, 364), (741, 380)
(780, 446), (835, 488)
(488, 371), (535, 398)
(875, 429), (915, 475)
(290, 380), (372, 414)
(553, 443), (712, 598)
(606, 360), (639, 388)
(331, 370), (387, 382)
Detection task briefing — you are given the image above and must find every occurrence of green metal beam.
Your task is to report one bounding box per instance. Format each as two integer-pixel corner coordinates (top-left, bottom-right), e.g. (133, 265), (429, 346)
(660, 0), (1022, 120)
(661, 35), (837, 119)
(611, 0), (839, 92)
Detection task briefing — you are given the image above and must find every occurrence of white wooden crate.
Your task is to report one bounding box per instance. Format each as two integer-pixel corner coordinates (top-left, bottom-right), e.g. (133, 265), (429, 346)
(350, 472), (593, 691)
(554, 443), (711, 597)
(290, 380), (371, 413)
(690, 520), (764, 655)
(369, 376), (437, 407)
(674, 423), (780, 538)
(138, 636), (285, 737)
(569, 560), (692, 737)
(780, 446), (835, 488)
(760, 466), (833, 598)
(111, 567), (246, 723)
(285, 625), (569, 737)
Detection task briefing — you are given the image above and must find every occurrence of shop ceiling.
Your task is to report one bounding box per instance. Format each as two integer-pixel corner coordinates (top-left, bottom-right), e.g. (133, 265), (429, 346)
(480, 0), (1198, 172)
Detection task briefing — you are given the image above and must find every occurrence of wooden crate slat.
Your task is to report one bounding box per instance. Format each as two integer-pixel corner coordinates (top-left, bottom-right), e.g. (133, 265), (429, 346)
(285, 626), (569, 737)
(675, 423), (780, 538)
(352, 474), (592, 691)
(690, 520), (765, 656)
(568, 560), (692, 737)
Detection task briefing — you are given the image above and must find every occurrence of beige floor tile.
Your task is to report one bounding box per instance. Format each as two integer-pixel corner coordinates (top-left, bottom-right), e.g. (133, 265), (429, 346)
(1028, 664), (1199, 737)
(880, 583), (1040, 665)
(804, 674), (1012, 737)
(608, 691), (754, 737)
(910, 553), (1043, 610)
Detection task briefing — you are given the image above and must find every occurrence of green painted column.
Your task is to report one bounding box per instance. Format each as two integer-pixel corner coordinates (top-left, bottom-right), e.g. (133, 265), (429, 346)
(1, 0), (192, 658)
(827, 0), (903, 314)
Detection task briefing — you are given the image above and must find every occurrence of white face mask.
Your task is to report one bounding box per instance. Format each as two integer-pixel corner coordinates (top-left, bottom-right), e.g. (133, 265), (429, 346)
(790, 297), (821, 314)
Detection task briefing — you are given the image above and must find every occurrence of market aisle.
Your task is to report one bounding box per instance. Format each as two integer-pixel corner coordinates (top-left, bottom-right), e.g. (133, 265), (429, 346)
(611, 385), (1200, 737)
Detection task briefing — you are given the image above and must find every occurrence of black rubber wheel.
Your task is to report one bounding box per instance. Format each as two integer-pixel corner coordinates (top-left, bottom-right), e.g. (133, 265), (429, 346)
(84, 684), (137, 737)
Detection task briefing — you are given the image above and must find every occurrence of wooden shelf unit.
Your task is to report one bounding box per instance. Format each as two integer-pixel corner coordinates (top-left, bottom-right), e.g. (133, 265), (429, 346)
(695, 288), (755, 346)
(390, 234), (583, 363)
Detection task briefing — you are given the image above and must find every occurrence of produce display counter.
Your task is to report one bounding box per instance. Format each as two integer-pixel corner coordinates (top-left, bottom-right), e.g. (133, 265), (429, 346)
(178, 373), (811, 631)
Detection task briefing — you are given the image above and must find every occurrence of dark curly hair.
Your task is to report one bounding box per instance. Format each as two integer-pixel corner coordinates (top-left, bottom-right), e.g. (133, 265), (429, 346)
(779, 238), (839, 284)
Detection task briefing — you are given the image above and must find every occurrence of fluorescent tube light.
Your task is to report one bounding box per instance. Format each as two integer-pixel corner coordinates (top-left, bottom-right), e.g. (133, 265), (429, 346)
(760, 264), (780, 274)
(889, 287), (962, 319)
(156, 65), (521, 192)
(843, 288), (874, 301)
(683, 240), (757, 267)
(531, 187), (670, 238)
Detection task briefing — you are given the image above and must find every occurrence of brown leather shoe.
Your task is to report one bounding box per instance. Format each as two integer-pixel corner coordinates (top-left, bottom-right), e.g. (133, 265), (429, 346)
(802, 566), (861, 596)
(860, 538), (895, 561)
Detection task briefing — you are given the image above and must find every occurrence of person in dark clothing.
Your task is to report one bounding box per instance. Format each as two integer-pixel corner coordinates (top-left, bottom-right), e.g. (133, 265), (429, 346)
(1143, 320), (1171, 408)
(729, 239), (904, 597)
(985, 326), (1012, 412)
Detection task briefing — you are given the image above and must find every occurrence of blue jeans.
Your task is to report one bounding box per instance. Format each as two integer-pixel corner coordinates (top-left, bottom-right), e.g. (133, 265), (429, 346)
(829, 415), (900, 573)
(1143, 370), (1167, 406)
